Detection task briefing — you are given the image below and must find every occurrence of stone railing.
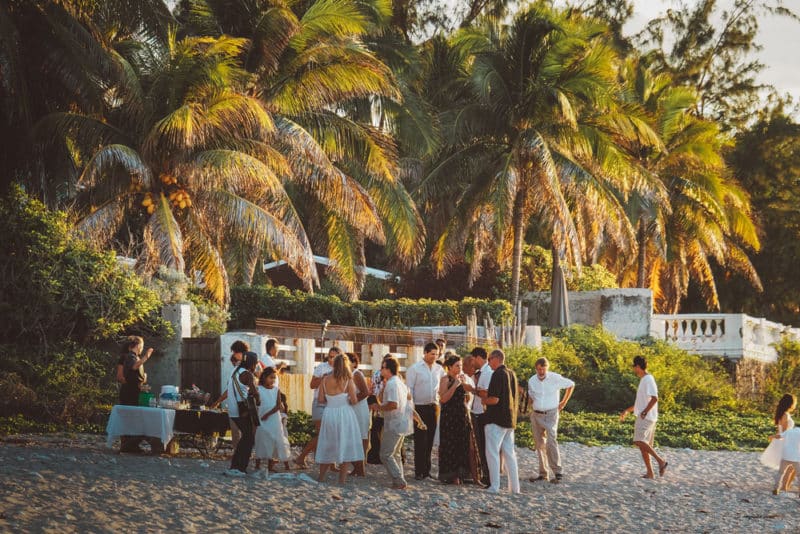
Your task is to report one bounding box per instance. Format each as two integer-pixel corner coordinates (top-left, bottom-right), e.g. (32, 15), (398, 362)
(650, 313), (800, 362)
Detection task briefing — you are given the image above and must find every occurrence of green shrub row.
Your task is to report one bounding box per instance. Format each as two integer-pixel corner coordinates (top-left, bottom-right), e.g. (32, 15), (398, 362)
(506, 325), (737, 413)
(230, 285), (513, 329)
(514, 409), (772, 451)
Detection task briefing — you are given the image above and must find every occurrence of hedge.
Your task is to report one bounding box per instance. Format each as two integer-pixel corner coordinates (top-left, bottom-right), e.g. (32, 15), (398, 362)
(230, 285), (513, 329)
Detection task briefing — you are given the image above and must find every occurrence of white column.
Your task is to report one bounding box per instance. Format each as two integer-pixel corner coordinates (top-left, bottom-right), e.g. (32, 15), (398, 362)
(407, 345), (424, 367)
(371, 344), (390, 373)
(295, 338), (316, 375)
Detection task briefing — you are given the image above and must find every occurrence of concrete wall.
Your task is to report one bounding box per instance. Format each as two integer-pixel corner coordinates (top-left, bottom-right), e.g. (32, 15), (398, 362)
(524, 288), (652, 340)
(146, 303), (191, 395)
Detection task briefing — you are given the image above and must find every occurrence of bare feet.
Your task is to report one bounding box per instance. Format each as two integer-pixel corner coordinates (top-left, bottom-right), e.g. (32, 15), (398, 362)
(293, 458), (309, 470)
(659, 461), (668, 477)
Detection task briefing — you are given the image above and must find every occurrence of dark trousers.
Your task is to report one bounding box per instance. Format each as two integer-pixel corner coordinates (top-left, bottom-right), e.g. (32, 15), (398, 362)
(230, 416), (255, 473)
(368, 414), (384, 464)
(472, 413), (489, 484)
(413, 404), (437, 477)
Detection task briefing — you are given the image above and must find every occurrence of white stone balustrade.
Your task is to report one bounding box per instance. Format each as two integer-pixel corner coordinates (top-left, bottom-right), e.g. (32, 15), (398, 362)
(650, 313), (800, 362)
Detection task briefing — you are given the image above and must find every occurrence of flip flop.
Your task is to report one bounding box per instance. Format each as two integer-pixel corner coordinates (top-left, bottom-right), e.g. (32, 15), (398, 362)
(659, 461), (668, 477)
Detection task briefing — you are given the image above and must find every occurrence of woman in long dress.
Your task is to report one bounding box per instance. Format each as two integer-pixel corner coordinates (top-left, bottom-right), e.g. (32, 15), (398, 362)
(762, 393), (797, 492)
(437, 355), (481, 485)
(347, 352), (371, 476)
(316, 354), (364, 484)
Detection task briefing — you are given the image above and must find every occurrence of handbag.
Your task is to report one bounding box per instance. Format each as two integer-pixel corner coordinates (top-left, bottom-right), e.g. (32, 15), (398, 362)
(233, 369), (260, 428)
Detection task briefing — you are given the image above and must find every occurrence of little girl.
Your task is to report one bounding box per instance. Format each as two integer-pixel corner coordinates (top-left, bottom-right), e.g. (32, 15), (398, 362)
(761, 393), (796, 493)
(253, 367), (292, 475)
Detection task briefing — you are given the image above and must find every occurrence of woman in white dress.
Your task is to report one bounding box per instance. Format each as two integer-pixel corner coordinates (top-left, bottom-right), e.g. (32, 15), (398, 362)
(347, 352), (371, 477)
(762, 393), (797, 492)
(253, 367), (291, 475)
(316, 354), (364, 484)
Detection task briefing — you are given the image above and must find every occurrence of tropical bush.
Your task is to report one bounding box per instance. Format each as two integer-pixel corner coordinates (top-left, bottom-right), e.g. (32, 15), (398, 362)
(230, 285), (512, 329)
(505, 325), (737, 412)
(515, 409), (772, 451)
(0, 187), (165, 346)
(763, 339), (800, 408)
(0, 188), (169, 423)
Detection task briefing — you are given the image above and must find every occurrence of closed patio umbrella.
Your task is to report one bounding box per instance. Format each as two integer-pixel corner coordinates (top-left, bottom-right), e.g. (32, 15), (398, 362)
(549, 248), (570, 329)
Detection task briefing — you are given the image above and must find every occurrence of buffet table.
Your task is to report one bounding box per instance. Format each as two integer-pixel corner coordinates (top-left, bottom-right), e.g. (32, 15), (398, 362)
(106, 405), (176, 448)
(106, 405), (230, 457)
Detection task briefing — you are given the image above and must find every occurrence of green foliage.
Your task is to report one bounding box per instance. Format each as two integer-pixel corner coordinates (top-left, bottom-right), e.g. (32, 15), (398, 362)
(0, 414), (105, 436)
(285, 410), (315, 446)
(230, 285), (512, 329)
(494, 246), (618, 301)
(147, 266), (230, 337)
(0, 186), (164, 346)
(515, 409), (772, 451)
(0, 342), (118, 423)
(505, 326), (736, 412)
(763, 339), (800, 408)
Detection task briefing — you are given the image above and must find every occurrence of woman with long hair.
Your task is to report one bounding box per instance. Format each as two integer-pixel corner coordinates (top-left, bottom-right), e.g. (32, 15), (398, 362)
(761, 393), (797, 492)
(315, 354), (364, 484)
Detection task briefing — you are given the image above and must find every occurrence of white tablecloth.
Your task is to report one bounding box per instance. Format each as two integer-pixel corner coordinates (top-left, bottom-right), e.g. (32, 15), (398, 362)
(106, 405), (176, 448)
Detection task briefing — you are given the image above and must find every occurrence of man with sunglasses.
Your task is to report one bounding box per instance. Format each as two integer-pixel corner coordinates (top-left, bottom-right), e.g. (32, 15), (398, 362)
(294, 346), (341, 468)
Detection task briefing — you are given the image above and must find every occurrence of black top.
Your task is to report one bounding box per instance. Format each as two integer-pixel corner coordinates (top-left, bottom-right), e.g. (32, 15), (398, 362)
(484, 365), (517, 429)
(123, 351), (145, 386)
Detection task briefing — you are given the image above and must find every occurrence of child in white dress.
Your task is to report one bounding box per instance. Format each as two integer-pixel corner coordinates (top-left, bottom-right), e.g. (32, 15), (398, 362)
(254, 368), (292, 475)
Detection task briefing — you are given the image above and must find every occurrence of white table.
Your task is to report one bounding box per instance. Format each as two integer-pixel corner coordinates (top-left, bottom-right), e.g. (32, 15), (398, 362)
(106, 405), (176, 448)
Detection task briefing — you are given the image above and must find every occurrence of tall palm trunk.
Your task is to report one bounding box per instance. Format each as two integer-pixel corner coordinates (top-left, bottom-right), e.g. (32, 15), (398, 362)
(636, 217), (647, 287)
(510, 188), (526, 305)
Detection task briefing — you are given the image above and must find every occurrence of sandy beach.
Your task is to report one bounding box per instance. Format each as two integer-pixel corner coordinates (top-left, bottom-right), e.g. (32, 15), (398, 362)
(0, 434), (796, 533)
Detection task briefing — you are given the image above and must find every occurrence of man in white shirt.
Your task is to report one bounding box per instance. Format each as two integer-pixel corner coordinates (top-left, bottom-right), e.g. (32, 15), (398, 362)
(371, 356), (410, 489)
(405, 342), (444, 480)
(470, 346), (492, 486)
(620, 355), (668, 479)
(527, 357), (574, 483)
(257, 338), (280, 386)
(294, 346), (341, 468)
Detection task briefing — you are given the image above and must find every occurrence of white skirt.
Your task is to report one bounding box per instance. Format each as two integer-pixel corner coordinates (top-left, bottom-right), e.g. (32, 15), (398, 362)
(354, 399), (370, 440)
(761, 438), (783, 470)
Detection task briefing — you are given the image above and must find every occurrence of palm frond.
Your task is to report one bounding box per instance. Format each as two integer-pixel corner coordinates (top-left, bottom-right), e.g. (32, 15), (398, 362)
(78, 144), (152, 189)
(202, 189), (318, 290)
(275, 117), (385, 242)
(184, 209), (229, 305)
(146, 192), (185, 272)
(324, 211), (365, 300)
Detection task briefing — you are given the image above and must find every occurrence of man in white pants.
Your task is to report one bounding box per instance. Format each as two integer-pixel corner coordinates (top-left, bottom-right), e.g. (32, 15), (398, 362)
(482, 349), (520, 494)
(527, 357), (574, 483)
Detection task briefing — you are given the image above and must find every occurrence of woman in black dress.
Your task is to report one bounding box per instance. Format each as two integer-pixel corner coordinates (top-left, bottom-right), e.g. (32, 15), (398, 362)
(437, 354), (481, 484)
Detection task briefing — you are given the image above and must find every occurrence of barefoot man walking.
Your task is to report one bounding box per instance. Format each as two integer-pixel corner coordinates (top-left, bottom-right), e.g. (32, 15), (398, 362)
(620, 355), (668, 479)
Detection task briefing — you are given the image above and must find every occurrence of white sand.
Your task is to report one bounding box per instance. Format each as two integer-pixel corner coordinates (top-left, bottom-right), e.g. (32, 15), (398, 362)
(0, 434), (797, 532)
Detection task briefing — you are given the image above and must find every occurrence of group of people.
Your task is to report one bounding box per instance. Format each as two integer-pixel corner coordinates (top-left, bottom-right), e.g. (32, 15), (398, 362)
(116, 334), (671, 488)
(210, 335), (671, 491)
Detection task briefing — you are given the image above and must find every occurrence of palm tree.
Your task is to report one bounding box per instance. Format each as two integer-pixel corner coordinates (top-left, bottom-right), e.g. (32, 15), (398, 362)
(44, 32), (317, 305)
(179, 0), (426, 297)
(0, 0), (174, 199)
(617, 59), (762, 312)
(419, 5), (650, 304)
